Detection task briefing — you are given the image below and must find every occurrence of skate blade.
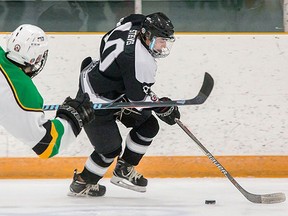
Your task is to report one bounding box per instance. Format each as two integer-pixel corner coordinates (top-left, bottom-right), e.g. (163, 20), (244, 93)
(110, 176), (146, 193)
(67, 191), (87, 197)
(67, 191), (105, 198)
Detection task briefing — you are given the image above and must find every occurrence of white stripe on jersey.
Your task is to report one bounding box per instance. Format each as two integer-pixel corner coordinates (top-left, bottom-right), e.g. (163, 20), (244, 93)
(80, 60), (116, 104)
(100, 22), (132, 72)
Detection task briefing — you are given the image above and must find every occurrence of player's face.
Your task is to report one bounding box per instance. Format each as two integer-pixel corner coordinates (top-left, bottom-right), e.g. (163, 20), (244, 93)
(144, 34), (175, 58)
(23, 50), (48, 78)
(148, 36), (175, 58)
(154, 37), (167, 52)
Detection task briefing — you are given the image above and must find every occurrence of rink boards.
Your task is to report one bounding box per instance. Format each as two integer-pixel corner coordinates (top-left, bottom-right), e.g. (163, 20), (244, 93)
(0, 32), (288, 178)
(0, 156), (287, 178)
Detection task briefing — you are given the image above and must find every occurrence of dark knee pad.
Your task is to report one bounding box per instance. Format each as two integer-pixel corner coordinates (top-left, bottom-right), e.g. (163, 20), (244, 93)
(136, 114), (159, 138)
(102, 147), (122, 159)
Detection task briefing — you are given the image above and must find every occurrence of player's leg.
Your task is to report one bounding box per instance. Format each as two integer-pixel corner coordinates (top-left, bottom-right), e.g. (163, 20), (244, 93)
(111, 110), (159, 192)
(68, 110), (122, 197)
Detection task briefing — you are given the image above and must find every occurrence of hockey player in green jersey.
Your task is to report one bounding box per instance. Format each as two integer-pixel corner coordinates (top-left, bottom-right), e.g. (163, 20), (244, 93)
(0, 24), (94, 158)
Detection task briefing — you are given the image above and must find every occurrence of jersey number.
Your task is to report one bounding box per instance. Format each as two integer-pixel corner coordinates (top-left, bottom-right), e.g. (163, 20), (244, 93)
(99, 38), (125, 71)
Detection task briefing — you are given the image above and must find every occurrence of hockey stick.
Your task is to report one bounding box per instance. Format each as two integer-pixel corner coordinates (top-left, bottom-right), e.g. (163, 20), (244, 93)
(175, 118), (286, 204)
(43, 72), (214, 111)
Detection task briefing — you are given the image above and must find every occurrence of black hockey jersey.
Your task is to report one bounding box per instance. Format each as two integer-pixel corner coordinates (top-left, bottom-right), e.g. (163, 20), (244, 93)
(80, 14), (157, 104)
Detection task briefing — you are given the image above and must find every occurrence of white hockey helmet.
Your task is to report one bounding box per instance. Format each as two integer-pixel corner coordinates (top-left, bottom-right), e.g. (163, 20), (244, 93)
(6, 24), (48, 78)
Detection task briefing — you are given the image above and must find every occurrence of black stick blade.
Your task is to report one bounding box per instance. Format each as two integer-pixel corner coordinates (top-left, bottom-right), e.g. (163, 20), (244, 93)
(186, 72), (214, 105)
(201, 72), (214, 99)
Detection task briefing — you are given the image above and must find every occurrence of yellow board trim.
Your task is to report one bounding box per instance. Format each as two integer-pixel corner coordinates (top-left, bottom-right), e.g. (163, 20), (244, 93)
(0, 156), (287, 179)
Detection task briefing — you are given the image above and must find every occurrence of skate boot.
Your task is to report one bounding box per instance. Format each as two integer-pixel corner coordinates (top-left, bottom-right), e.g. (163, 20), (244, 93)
(68, 169), (106, 197)
(110, 158), (147, 192)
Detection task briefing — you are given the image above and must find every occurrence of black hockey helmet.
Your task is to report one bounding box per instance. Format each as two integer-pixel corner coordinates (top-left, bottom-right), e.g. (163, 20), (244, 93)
(141, 12), (174, 39)
(140, 12), (175, 58)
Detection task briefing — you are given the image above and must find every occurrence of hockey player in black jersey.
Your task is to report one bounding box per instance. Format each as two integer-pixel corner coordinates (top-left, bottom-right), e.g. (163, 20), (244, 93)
(69, 12), (180, 197)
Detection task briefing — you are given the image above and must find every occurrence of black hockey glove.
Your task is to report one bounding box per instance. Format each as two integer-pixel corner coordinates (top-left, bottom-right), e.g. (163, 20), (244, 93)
(56, 93), (95, 136)
(153, 97), (180, 125)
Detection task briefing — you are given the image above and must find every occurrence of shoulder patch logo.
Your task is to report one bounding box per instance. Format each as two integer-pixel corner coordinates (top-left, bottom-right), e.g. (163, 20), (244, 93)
(14, 44), (21, 52)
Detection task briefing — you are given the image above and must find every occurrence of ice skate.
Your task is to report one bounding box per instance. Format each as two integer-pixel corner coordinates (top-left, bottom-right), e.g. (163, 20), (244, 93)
(68, 169), (106, 197)
(110, 159), (147, 192)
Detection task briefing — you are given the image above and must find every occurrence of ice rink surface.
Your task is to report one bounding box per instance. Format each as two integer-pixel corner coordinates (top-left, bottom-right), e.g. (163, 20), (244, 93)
(0, 178), (287, 216)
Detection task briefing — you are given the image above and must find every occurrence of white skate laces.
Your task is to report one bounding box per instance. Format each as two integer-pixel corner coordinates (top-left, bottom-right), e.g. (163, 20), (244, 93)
(110, 160), (147, 193)
(125, 166), (142, 182)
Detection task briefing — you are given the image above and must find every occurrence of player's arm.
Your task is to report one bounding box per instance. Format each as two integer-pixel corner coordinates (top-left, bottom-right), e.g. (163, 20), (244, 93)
(32, 93), (94, 158)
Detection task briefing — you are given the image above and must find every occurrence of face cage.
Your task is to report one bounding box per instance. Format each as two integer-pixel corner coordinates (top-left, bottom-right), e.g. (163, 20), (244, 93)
(27, 51), (48, 78)
(149, 36), (175, 58)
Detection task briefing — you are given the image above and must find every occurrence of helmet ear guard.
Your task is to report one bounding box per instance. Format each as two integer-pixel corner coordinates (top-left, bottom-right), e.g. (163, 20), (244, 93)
(6, 24), (49, 78)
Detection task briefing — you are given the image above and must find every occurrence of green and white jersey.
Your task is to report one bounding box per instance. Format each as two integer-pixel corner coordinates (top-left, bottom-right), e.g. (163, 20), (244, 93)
(0, 46), (75, 158)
